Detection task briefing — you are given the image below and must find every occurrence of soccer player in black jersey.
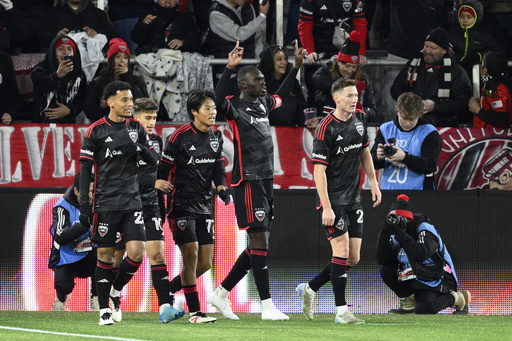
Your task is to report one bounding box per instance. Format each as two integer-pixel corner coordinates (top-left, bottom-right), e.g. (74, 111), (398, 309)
(79, 80), (160, 325)
(207, 40), (305, 321)
(129, 98), (185, 323)
(296, 77), (381, 324)
(158, 90), (229, 324)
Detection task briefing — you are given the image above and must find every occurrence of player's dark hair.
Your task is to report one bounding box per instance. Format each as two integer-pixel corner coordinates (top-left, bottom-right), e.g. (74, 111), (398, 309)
(133, 98), (159, 115)
(396, 92), (424, 119)
(186, 90), (216, 121)
(331, 77), (357, 95)
(482, 52), (508, 77)
(237, 65), (259, 84)
(103, 80), (131, 100)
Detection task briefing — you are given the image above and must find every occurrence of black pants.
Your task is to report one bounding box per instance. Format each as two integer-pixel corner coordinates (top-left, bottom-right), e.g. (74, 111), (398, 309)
(380, 264), (455, 314)
(53, 251), (97, 298)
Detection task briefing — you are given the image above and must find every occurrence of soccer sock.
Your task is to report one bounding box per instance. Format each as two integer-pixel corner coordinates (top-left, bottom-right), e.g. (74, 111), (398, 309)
(309, 262), (331, 292)
(112, 256), (141, 293)
(221, 248), (251, 291)
(183, 285), (200, 313)
(331, 257), (348, 307)
(151, 264), (172, 306)
(250, 249), (271, 301)
(169, 274), (182, 294)
(96, 260), (114, 310)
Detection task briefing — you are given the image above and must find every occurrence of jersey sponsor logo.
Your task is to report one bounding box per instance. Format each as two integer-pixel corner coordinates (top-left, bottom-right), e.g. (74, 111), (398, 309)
(336, 135), (343, 141)
(187, 156), (195, 165)
(189, 145), (196, 151)
(138, 159), (147, 166)
(250, 116), (269, 124)
(129, 131), (138, 142)
(342, 0), (352, 11)
(162, 152), (174, 162)
(254, 209), (266, 222)
(105, 148), (123, 158)
(300, 8), (313, 15)
(337, 142), (363, 155)
(104, 136), (113, 143)
(355, 121), (364, 136)
(98, 223), (109, 237)
(210, 140), (219, 152)
(177, 218), (187, 231)
(187, 156), (216, 166)
(80, 148), (94, 156)
(312, 152), (327, 160)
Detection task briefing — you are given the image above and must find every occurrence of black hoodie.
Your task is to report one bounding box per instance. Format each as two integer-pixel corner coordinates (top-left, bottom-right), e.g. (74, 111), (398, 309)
(30, 35), (87, 123)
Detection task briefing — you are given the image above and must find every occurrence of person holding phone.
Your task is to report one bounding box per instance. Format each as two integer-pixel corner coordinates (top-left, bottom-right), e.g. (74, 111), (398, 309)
(31, 35), (87, 123)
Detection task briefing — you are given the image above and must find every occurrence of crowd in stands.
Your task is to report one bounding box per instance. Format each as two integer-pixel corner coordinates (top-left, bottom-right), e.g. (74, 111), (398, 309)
(0, 0), (511, 127)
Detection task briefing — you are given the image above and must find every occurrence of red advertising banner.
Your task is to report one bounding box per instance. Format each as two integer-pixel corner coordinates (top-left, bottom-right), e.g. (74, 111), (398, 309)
(1, 124), (511, 189)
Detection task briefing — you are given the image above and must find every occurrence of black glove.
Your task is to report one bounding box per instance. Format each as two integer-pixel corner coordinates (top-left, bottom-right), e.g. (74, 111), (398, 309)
(79, 203), (92, 227)
(218, 189), (231, 205)
(121, 141), (138, 159)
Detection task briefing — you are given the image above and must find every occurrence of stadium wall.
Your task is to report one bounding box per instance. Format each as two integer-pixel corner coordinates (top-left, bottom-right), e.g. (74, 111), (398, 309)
(1, 188), (510, 315)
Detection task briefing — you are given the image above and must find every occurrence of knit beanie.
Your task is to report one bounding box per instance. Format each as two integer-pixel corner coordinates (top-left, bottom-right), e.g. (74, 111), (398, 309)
(107, 38), (131, 61)
(55, 37), (76, 53)
(425, 27), (451, 50)
(337, 31), (360, 64)
(388, 194), (414, 220)
(459, 5), (476, 19)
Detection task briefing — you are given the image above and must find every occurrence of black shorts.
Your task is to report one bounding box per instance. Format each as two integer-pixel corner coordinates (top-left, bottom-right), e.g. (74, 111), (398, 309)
(92, 209), (146, 247)
(322, 202), (364, 240)
(143, 204), (165, 241)
(169, 210), (214, 247)
(53, 251), (96, 293)
(233, 179), (274, 233)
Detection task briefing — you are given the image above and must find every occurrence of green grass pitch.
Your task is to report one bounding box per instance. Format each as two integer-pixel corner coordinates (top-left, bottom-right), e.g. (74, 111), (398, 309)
(0, 311), (511, 341)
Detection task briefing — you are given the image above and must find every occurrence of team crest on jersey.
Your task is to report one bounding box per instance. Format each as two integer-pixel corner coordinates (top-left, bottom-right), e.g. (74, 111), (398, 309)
(129, 131), (138, 142)
(151, 141), (160, 154)
(254, 209), (266, 222)
(98, 223), (109, 237)
(355, 121), (364, 136)
(115, 232), (122, 243)
(335, 217), (344, 229)
(210, 140), (219, 152)
(342, 0), (352, 11)
(177, 218), (187, 231)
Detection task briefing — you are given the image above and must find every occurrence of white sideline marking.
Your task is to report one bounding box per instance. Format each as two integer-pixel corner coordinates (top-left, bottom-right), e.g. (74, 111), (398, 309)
(0, 326), (148, 341)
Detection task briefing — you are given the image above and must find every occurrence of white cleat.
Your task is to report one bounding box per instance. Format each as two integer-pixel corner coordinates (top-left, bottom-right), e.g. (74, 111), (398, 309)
(109, 296), (122, 322)
(99, 312), (115, 326)
(335, 311), (365, 324)
(296, 283), (314, 320)
(208, 291), (239, 320)
(261, 307), (289, 321)
(189, 311), (217, 323)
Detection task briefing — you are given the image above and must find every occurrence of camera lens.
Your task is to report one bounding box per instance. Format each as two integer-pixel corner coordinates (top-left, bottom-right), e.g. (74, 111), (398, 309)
(383, 145), (396, 157)
(386, 213), (400, 226)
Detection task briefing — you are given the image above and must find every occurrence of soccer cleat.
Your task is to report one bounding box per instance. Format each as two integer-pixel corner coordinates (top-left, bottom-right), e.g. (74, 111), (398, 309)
(159, 304), (185, 323)
(207, 291), (239, 320)
(261, 307), (290, 321)
(99, 312), (115, 326)
(90, 296), (99, 311)
(335, 311), (365, 324)
(452, 290), (471, 315)
(389, 294), (416, 314)
(188, 311), (217, 323)
(51, 298), (66, 311)
(296, 283), (314, 320)
(109, 296), (122, 322)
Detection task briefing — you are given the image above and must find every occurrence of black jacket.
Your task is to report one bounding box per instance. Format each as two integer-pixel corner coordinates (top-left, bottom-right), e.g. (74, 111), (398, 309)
(84, 72), (148, 122)
(41, 0), (116, 48)
(131, 3), (200, 55)
(30, 35), (87, 123)
(0, 51), (21, 119)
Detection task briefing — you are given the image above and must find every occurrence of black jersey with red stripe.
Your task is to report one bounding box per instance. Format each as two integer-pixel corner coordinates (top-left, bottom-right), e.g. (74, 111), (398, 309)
(138, 134), (163, 207)
(158, 123), (225, 215)
(79, 117), (151, 212)
(222, 94), (282, 185)
(312, 110), (369, 205)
